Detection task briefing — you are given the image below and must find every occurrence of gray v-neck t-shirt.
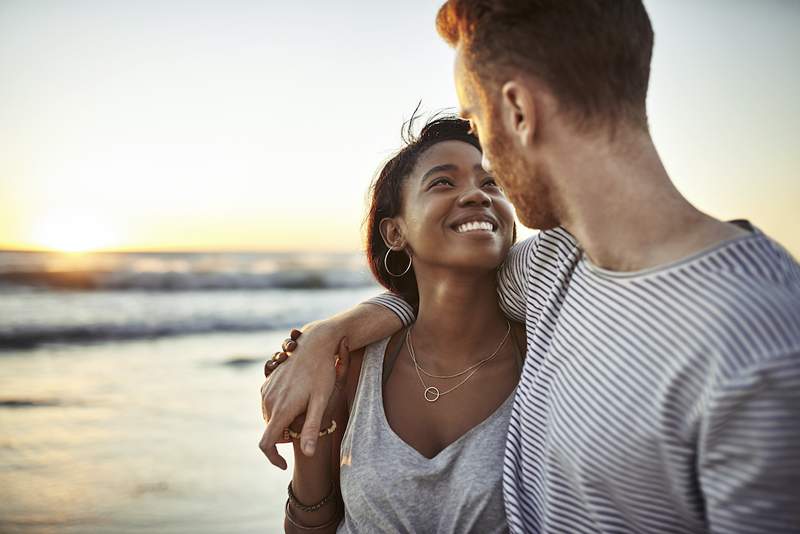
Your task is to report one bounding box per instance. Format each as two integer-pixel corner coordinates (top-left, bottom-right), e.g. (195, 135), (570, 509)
(337, 336), (513, 533)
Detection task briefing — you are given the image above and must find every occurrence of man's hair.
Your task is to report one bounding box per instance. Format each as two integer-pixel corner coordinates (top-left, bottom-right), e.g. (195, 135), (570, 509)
(436, 0), (654, 129)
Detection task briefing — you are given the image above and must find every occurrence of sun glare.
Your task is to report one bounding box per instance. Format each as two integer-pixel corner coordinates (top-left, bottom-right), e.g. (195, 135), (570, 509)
(31, 215), (116, 253)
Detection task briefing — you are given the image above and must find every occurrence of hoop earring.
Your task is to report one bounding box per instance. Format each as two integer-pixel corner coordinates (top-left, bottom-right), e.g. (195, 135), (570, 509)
(383, 248), (412, 277)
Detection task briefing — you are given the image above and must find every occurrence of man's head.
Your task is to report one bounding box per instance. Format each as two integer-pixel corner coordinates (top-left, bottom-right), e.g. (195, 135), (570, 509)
(437, 0), (654, 229)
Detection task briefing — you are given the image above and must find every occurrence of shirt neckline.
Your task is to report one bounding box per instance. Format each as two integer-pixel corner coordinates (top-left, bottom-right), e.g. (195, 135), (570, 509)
(375, 335), (516, 463)
(580, 220), (760, 281)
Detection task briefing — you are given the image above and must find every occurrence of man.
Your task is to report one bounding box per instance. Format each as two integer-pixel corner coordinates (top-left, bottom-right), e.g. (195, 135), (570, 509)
(261, 1), (800, 532)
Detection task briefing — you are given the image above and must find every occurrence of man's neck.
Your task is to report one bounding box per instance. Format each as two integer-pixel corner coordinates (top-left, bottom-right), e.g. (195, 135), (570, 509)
(551, 129), (748, 272)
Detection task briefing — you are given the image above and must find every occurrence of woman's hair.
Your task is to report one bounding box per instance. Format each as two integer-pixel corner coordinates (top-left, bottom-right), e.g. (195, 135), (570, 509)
(364, 111), (481, 315)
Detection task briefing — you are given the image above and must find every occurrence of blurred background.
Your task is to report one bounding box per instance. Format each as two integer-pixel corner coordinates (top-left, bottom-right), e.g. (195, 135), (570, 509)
(1, 1), (798, 532)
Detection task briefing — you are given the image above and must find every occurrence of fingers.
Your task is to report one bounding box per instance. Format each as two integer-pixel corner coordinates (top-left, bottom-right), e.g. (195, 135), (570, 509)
(261, 324), (338, 460)
(258, 422), (287, 470)
(261, 381), (269, 421)
(300, 394), (327, 457)
(287, 413), (306, 434)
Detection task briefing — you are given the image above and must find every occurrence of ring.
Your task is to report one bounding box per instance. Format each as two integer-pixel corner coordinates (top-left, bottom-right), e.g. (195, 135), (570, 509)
(264, 351), (289, 378)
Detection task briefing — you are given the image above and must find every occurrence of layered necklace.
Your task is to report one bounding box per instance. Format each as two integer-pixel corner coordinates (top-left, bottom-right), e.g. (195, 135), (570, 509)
(405, 320), (511, 402)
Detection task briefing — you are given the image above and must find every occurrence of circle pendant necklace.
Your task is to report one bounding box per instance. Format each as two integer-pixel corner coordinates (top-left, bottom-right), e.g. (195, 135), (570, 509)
(405, 321), (511, 403)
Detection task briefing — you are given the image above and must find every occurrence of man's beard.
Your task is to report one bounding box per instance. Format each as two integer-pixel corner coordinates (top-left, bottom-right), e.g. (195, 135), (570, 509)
(484, 123), (560, 230)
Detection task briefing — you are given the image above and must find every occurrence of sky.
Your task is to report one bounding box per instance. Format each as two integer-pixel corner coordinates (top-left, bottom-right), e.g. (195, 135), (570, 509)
(0, 0), (798, 255)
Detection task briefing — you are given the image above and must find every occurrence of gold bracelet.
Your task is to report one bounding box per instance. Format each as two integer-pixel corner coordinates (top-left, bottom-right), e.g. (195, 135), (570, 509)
(284, 420), (337, 441)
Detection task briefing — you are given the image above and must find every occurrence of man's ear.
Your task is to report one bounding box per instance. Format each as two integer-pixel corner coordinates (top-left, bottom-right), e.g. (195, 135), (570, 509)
(379, 217), (405, 249)
(500, 80), (537, 148)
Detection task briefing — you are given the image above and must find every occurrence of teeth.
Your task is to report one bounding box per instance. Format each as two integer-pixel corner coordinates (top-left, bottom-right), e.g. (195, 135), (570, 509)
(456, 221), (494, 233)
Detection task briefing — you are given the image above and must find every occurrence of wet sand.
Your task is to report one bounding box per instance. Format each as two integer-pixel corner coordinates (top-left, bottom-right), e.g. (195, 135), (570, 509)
(0, 330), (303, 533)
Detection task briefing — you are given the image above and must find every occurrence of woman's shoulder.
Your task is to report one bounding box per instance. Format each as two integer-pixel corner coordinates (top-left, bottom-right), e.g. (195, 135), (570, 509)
(344, 334), (401, 410)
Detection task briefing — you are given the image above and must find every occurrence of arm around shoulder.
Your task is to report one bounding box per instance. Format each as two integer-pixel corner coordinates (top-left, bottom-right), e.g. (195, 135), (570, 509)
(496, 234), (539, 322)
(260, 298), (405, 468)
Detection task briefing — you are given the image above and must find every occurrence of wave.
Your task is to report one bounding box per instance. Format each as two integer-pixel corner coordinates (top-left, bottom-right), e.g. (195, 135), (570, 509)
(0, 250), (374, 291)
(0, 317), (289, 350)
(0, 253), (380, 351)
(0, 268), (371, 291)
(0, 398), (64, 408)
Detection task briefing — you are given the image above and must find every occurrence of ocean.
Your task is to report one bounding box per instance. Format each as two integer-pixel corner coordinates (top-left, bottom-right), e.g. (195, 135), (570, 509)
(0, 250), (381, 533)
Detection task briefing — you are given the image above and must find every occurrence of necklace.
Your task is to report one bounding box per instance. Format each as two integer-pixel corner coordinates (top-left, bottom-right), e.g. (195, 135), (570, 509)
(409, 321), (511, 379)
(406, 320), (511, 402)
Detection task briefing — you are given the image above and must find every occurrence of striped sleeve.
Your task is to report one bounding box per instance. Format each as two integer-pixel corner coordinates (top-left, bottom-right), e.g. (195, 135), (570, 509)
(699, 353), (800, 533)
(365, 292), (415, 327)
(496, 234), (539, 323)
(367, 233), (544, 327)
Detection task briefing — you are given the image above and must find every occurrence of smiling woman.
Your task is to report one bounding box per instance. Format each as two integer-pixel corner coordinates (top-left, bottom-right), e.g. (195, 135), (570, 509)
(273, 113), (524, 534)
(30, 213), (117, 253)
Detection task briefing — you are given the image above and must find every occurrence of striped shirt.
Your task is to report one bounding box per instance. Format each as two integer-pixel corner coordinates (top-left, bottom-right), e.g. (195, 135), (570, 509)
(369, 222), (800, 533)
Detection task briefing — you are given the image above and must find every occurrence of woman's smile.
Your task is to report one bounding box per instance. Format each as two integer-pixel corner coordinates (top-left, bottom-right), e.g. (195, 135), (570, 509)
(449, 212), (500, 237)
(394, 139), (514, 270)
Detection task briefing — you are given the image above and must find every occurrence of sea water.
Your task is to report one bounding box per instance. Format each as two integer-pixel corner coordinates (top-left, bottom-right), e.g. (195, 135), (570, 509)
(0, 251), (381, 533)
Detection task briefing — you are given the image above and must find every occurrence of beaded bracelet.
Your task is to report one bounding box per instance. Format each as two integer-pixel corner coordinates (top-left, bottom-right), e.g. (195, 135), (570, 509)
(284, 499), (341, 531)
(288, 481), (336, 513)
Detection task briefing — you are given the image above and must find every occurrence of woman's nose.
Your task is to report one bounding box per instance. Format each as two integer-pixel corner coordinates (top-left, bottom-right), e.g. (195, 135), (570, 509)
(458, 186), (492, 207)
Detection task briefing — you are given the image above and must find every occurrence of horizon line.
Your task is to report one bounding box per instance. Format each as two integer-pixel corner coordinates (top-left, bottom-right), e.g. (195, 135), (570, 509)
(0, 247), (366, 255)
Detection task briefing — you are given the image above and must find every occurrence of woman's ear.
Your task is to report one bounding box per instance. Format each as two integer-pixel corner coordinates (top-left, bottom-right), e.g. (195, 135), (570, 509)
(379, 217), (405, 250)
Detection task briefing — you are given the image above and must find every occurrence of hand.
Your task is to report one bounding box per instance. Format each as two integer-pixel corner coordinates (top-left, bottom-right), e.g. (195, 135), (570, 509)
(285, 338), (351, 437)
(258, 321), (345, 469)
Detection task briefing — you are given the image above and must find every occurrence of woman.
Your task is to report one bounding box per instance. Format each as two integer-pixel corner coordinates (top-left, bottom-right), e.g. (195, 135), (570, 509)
(276, 115), (524, 533)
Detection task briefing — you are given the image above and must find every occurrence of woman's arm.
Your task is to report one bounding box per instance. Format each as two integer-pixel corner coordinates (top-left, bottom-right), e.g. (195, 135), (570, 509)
(284, 342), (362, 533)
(284, 408), (345, 533)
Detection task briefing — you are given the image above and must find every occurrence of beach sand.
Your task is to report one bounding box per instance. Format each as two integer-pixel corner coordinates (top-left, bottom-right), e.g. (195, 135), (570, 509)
(0, 330), (303, 533)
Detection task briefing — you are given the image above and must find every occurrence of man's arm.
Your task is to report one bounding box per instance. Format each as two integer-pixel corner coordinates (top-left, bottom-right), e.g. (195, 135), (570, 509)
(259, 234), (550, 468)
(259, 302), (402, 469)
(496, 234), (539, 323)
(361, 234), (544, 329)
(699, 353), (800, 532)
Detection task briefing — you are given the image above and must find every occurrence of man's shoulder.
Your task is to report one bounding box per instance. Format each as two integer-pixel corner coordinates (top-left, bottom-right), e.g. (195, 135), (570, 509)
(702, 230), (800, 306)
(684, 231), (800, 375)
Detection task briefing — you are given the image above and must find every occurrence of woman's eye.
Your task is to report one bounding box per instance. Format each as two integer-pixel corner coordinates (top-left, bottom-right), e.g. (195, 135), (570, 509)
(429, 177), (453, 189)
(482, 178), (500, 189)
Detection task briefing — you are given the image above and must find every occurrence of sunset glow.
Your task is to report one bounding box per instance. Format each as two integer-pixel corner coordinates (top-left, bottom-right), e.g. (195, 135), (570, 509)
(31, 214), (117, 253)
(0, 1), (798, 255)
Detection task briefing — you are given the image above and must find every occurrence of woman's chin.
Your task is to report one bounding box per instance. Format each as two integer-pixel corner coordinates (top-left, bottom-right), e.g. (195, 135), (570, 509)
(441, 251), (506, 272)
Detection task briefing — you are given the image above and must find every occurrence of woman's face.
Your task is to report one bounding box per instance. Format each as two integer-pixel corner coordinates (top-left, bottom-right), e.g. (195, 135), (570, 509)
(392, 140), (515, 273)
